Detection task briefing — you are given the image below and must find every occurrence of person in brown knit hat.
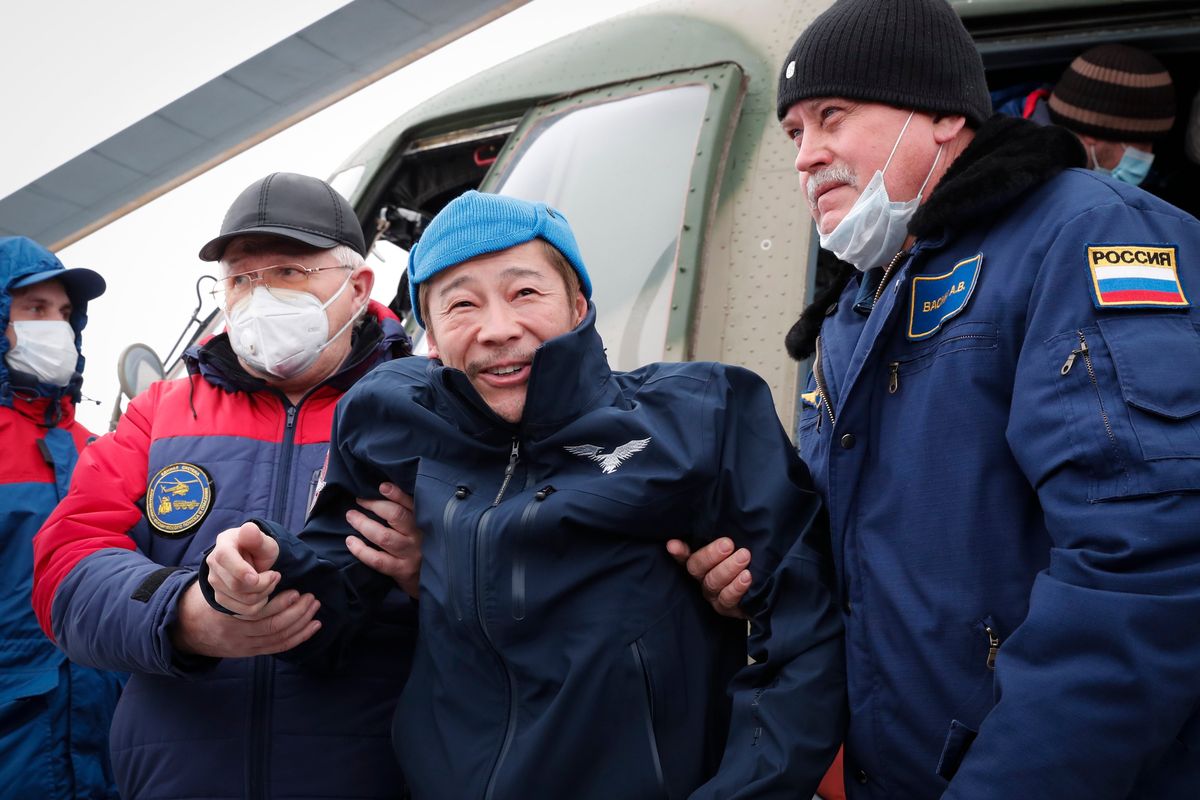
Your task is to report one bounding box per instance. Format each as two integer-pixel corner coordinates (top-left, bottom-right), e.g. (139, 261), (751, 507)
(1047, 43), (1176, 185)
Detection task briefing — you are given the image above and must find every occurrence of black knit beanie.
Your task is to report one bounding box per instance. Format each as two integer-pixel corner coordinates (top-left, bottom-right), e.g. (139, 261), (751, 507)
(777, 0), (991, 126)
(1048, 44), (1176, 142)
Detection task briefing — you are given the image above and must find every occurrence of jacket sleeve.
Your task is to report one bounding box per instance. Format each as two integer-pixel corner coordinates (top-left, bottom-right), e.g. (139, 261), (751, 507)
(690, 365), (847, 800)
(221, 382), (409, 671)
(944, 196), (1200, 797)
(32, 385), (199, 676)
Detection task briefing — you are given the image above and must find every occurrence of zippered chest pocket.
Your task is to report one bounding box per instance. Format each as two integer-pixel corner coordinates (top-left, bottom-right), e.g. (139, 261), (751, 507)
(885, 321), (1000, 394)
(1050, 316), (1200, 500)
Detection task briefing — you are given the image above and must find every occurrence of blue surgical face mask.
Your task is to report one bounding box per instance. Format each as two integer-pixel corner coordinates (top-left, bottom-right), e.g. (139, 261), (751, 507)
(1090, 143), (1155, 187)
(817, 111), (943, 271)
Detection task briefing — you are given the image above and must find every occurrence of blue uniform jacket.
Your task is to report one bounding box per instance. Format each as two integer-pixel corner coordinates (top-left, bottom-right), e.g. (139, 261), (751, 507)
(34, 305), (416, 800)
(0, 236), (122, 799)
(798, 116), (1200, 798)
(242, 307), (847, 800)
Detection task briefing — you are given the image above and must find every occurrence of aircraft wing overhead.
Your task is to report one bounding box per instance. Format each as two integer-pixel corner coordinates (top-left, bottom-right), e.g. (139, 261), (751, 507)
(0, 0), (527, 251)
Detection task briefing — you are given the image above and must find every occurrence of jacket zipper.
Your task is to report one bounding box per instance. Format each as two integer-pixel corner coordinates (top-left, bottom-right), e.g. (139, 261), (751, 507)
(480, 438), (521, 799)
(813, 253), (905, 423)
(1060, 331), (1118, 450)
(985, 624), (1001, 671)
(246, 401), (298, 800)
(874, 249), (908, 304)
(512, 487), (554, 622)
(813, 336), (837, 427)
(886, 333), (996, 394)
(492, 439), (520, 506)
(441, 492), (466, 622)
(631, 641), (668, 795)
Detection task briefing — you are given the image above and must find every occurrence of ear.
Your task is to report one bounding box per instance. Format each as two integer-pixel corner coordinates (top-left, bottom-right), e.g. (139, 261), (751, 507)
(350, 266), (374, 305)
(571, 290), (588, 327)
(424, 329), (440, 360)
(931, 114), (967, 144)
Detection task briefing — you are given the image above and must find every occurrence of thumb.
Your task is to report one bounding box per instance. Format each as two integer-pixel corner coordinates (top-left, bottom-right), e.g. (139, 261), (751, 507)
(665, 539), (692, 565)
(237, 523), (280, 571)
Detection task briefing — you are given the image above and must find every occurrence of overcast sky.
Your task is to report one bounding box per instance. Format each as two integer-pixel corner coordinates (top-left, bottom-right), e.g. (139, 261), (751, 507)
(2, 0), (653, 432)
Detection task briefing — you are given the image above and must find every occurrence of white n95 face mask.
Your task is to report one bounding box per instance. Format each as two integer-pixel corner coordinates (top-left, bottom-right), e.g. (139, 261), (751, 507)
(817, 111), (942, 271)
(224, 275), (361, 380)
(6, 320), (79, 387)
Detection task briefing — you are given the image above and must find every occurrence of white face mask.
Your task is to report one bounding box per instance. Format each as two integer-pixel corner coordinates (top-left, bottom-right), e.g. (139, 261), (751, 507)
(6, 320), (79, 387)
(817, 111), (942, 271)
(224, 275), (361, 380)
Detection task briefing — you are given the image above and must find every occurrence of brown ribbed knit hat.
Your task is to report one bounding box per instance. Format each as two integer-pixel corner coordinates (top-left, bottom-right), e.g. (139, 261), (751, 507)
(776, 0), (991, 125)
(1048, 44), (1176, 142)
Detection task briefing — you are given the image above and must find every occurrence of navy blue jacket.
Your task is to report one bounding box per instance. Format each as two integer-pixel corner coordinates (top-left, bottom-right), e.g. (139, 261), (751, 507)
(799, 116), (1200, 798)
(0, 236), (122, 799)
(251, 307), (846, 799)
(35, 304), (416, 800)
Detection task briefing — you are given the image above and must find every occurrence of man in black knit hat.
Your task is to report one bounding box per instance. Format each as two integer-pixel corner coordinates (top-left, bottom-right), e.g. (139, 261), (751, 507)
(672, 0), (1200, 797)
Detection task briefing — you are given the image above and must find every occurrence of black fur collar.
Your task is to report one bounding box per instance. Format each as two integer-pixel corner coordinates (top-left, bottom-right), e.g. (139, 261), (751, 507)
(909, 114), (1084, 239)
(785, 115), (1085, 361)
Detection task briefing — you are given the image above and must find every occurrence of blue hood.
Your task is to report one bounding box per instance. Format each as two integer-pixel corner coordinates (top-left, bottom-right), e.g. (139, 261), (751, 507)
(0, 237), (98, 407)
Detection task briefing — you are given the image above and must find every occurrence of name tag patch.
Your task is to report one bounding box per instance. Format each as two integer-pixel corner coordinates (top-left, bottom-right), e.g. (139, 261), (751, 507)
(908, 254), (982, 340)
(1087, 244), (1188, 309)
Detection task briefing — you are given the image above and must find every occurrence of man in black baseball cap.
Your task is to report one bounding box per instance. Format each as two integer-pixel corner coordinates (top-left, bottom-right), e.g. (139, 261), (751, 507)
(34, 173), (422, 799)
(198, 171), (367, 262)
(674, 1), (1200, 798)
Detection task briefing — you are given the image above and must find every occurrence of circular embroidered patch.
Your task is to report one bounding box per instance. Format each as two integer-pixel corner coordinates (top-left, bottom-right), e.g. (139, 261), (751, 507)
(145, 462), (214, 537)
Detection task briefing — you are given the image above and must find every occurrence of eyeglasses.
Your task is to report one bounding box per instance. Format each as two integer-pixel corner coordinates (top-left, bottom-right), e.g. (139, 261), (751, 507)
(205, 264), (350, 304)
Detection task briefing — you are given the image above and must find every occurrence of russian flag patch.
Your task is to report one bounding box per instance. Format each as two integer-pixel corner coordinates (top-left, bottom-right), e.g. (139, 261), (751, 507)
(1087, 244), (1189, 309)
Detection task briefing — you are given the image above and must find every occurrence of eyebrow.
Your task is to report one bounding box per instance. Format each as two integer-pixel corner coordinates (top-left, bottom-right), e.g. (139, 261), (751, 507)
(18, 291), (72, 312)
(434, 266), (547, 299)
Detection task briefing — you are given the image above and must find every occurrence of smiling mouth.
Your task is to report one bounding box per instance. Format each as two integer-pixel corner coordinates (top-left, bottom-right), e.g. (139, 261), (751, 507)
(471, 360), (532, 384)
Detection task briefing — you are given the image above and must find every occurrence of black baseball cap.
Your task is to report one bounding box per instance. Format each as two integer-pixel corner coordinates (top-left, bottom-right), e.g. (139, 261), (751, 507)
(198, 172), (367, 262)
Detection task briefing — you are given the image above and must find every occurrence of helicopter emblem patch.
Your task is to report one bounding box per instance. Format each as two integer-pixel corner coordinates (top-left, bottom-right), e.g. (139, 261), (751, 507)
(146, 462), (214, 537)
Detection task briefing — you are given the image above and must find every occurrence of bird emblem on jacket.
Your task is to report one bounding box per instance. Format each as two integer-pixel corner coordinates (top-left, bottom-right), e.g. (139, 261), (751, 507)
(564, 437), (652, 474)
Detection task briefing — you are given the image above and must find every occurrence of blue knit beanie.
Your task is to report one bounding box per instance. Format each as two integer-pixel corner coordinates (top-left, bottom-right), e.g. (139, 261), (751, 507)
(407, 191), (592, 328)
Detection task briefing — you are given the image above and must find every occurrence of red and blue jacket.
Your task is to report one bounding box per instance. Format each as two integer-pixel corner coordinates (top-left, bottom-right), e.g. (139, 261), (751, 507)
(1, 235), (122, 799)
(33, 301), (416, 800)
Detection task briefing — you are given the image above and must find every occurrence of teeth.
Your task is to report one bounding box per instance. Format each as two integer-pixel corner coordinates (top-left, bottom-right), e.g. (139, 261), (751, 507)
(489, 365), (522, 376)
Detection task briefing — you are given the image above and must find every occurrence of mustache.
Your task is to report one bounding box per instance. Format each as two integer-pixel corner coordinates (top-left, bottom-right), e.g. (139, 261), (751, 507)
(466, 348), (538, 379)
(805, 164), (858, 208)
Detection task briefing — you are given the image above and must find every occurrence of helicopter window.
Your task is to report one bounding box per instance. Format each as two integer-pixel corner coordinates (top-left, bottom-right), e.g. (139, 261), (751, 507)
(486, 84), (711, 369)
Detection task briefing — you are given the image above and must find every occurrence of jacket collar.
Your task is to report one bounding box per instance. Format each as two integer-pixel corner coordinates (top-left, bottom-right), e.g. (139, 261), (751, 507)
(908, 113), (1085, 242)
(6, 388), (76, 428)
(430, 303), (620, 443)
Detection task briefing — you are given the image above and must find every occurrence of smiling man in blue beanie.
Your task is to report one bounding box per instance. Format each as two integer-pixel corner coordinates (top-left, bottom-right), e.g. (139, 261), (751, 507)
(674, 0), (1200, 798)
(201, 189), (847, 798)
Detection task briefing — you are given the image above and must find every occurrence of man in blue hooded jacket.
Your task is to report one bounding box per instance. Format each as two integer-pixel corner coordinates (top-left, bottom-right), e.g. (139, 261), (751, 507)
(0, 236), (122, 798)
(204, 190), (847, 799)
